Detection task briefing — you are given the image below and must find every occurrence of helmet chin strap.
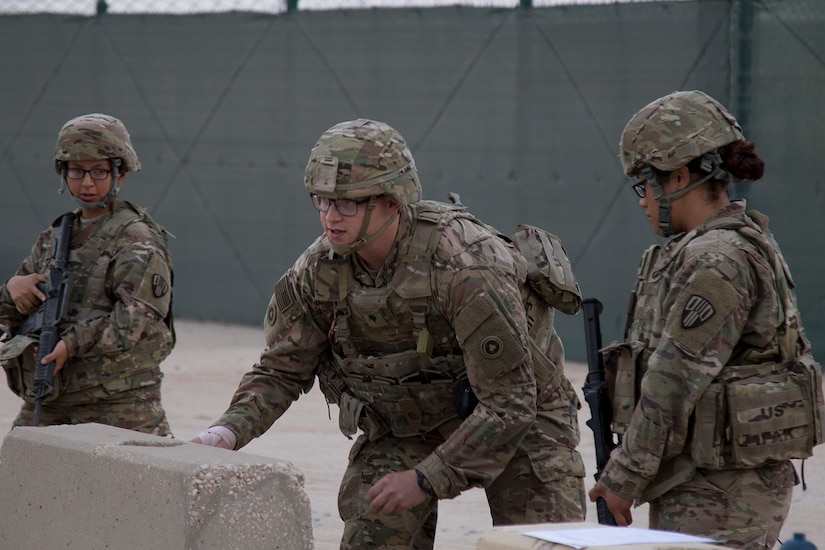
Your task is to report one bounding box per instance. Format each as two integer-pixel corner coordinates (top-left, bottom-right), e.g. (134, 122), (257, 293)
(58, 160), (122, 210)
(643, 152), (729, 238)
(328, 196), (400, 258)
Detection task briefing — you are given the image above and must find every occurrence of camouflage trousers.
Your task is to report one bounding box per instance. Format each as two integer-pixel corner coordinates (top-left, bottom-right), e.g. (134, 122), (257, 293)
(12, 382), (172, 437)
(337, 409), (586, 549)
(650, 461), (797, 550)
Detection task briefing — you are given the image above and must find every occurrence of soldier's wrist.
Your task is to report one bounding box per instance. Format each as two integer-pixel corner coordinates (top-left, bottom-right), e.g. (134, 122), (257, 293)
(415, 468), (436, 497)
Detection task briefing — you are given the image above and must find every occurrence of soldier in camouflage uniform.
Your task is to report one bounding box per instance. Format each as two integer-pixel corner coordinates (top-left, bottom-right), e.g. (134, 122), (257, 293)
(589, 91), (825, 548)
(194, 118), (586, 548)
(0, 113), (175, 435)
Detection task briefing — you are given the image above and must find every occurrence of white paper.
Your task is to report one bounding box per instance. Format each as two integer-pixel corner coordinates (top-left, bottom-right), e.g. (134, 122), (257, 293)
(522, 527), (716, 549)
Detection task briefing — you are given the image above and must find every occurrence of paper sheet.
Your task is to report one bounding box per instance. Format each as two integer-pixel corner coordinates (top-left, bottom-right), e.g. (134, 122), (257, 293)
(522, 527), (717, 549)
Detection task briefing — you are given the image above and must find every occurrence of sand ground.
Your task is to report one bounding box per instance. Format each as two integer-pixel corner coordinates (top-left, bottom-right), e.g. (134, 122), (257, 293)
(1, 319), (822, 548)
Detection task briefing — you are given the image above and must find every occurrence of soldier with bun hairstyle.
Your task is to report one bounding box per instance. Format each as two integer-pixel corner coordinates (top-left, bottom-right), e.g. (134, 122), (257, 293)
(590, 91), (825, 548)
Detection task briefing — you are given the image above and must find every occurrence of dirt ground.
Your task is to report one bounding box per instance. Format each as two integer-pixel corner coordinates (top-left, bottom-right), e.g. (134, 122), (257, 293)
(1, 319), (822, 548)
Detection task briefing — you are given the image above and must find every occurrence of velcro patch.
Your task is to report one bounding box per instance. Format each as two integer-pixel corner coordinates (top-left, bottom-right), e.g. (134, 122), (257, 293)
(133, 252), (172, 317)
(455, 295), (527, 379)
(666, 266), (740, 356)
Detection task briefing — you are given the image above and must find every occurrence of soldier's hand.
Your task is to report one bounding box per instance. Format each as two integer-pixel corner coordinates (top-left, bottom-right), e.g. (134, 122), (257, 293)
(41, 339), (69, 374)
(190, 436), (232, 449)
(191, 426), (235, 449)
(368, 469), (428, 516)
(589, 481), (633, 526)
(7, 274), (48, 314)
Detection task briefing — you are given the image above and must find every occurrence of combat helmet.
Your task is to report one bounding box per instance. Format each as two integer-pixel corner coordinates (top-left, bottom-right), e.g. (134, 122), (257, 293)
(620, 90), (744, 176)
(619, 90), (744, 237)
(54, 113), (140, 174)
(305, 118), (421, 205)
(54, 113), (140, 209)
(305, 119), (421, 256)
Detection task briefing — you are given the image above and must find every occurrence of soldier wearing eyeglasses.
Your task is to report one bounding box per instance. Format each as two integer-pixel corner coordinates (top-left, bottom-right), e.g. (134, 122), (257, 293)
(589, 91), (824, 548)
(194, 118), (587, 548)
(0, 113), (175, 435)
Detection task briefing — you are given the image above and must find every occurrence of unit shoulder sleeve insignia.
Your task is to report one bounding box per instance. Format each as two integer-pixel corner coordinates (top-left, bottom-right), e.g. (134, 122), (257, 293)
(680, 295), (715, 329)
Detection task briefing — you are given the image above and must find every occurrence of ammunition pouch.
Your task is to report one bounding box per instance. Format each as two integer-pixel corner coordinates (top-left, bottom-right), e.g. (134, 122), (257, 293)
(691, 354), (825, 469)
(342, 377), (458, 439)
(601, 340), (643, 437)
(322, 350), (465, 440)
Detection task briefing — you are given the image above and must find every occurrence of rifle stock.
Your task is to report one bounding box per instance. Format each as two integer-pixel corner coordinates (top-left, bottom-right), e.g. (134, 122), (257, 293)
(29, 213), (75, 425)
(582, 298), (617, 526)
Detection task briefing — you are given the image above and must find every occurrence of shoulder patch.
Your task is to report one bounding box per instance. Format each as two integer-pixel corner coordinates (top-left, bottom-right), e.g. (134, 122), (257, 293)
(680, 295), (715, 329)
(481, 336), (504, 359)
(666, 266), (741, 356)
(151, 274), (169, 298)
(274, 275), (295, 313)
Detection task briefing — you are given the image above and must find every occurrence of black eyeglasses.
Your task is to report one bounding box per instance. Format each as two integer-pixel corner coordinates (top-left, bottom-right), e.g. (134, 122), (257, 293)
(310, 194), (372, 217)
(631, 181), (647, 199)
(66, 168), (112, 181)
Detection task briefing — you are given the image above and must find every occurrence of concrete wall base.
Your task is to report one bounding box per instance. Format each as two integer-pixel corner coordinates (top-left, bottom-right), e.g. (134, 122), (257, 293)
(0, 423), (312, 549)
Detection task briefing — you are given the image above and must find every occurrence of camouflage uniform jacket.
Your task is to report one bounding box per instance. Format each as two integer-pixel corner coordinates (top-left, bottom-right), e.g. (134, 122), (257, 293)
(215, 202), (563, 498)
(599, 200), (801, 503)
(0, 200), (174, 401)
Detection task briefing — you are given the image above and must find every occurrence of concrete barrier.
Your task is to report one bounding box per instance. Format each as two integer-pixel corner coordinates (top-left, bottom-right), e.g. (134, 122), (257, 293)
(0, 423), (312, 549)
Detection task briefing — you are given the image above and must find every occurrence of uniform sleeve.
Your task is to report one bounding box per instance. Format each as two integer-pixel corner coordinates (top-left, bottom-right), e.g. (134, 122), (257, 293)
(417, 221), (537, 498)
(0, 230), (53, 334)
(61, 221), (173, 358)
(599, 245), (757, 500)
(215, 258), (329, 449)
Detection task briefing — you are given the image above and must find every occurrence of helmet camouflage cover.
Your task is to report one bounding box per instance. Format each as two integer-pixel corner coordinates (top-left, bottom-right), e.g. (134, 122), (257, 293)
(304, 118), (422, 206)
(54, 113), (141, 174)
(619, 90), (744, 176)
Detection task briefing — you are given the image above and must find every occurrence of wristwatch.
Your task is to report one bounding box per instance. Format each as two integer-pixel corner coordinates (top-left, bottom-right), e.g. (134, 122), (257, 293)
(415, 468), (436, 497)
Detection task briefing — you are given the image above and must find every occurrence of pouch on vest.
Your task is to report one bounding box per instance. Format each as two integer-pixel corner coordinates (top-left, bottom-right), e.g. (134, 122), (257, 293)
(600, 340), (643, 437)
(316, 359), (347, 406)
(1, 334), (64, 404)
(338, 391), (388, 441)
(691, 355), (825, 469)
(512, 224), (582, 315)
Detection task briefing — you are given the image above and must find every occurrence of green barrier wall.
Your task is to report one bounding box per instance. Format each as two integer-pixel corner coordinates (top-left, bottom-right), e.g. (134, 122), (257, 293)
(1, 2), (823, 362)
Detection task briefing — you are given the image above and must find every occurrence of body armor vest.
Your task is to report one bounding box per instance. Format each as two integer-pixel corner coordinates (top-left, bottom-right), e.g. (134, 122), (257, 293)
(316, 201), (582, 439)
(2, 201), (174, 403)
(605, 210), (824, 469)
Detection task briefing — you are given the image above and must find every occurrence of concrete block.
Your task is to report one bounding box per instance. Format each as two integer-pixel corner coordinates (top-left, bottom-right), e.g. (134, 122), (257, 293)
(0, 423), (312, 550)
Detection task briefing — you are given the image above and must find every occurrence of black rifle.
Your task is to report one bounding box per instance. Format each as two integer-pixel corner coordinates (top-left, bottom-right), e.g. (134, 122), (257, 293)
(18, 213), (75, 426)
(582, 297), (617, 526)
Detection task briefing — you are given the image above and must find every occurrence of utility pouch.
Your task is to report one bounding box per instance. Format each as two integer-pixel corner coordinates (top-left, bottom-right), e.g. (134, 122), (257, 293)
(338, 392), (365, 437)
(601, 340), (642, 436)
(1, 334), (64, 404)
(692, 355), (825, 469)
(728, 355), (824, 466)
(512, 224), (582, 315)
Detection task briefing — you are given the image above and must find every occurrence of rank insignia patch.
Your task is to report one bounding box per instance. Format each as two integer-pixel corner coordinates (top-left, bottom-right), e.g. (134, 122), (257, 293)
(681, 295), (715, 329)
